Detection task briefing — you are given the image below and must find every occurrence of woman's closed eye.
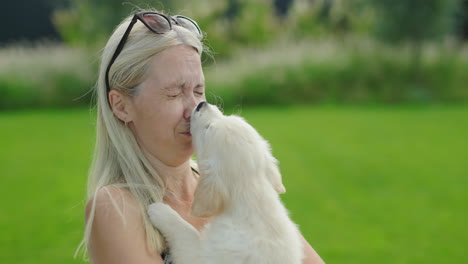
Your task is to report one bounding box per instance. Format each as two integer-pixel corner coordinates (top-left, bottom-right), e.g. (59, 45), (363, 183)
(167, 92), (182, 98)
(165, 85), (204, 98)
(194, 84), (205, 97)
(166, 91), (202, 98)
(164, 86), (183, 98)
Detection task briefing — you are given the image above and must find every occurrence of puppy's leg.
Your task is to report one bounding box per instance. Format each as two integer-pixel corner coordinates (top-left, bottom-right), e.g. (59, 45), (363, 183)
(148, 202), (201, 264)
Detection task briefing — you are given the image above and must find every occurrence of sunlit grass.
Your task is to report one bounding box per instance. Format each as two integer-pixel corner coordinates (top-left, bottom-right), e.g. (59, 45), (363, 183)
(1, 105), (467, 264)
(0, 109), (94, 264)
(231, 105), (468, 263)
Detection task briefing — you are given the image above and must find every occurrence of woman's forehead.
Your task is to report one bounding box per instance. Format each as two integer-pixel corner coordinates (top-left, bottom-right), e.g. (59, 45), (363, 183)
(159, 73), (205, 92)
(145, 46), (204, 89)
(152, 45), (200, 66)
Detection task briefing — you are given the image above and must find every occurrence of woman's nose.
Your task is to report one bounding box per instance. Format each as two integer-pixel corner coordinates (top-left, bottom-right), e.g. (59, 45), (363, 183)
(183, 94), (202, 120)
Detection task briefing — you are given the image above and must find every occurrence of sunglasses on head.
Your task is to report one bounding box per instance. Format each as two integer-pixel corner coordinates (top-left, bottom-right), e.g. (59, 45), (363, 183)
(105, 12), (202, 98)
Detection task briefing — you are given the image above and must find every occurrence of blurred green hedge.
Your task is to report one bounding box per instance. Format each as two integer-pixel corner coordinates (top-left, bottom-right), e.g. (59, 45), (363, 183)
(1, 38), (467, 110)
(1, 0), (461, 110)
(0, 44), (95, 109)
(207, 39), (468, 106)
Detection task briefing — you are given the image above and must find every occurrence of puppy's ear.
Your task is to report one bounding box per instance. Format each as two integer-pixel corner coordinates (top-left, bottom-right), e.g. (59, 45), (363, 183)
(191, 170), (227, 218)
(264, 143), (286, 194)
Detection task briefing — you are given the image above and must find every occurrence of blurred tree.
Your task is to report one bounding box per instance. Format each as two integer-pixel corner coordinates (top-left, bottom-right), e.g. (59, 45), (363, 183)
(370, 0), (461, 101)
(231, 1), (277, 44)
(194, 0), (280, 59)
(224, 0), (241, 21)
(454, 0), (468, 40)
(289, 0), (374, 38)
(52, 0), (182, 48)
(0, 0), (60, 44)
(51, 0), (304, 58)
(370, 0), (459, 73)
(371, 0), (458, 43)
(273, 0), (294, 18)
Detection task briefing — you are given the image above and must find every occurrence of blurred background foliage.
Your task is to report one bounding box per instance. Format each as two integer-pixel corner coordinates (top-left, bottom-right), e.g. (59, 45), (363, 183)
(0, 0), (467, 109)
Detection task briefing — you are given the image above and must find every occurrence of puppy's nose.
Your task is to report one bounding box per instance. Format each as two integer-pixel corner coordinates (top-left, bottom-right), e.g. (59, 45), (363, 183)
(196, 101), (206, 112)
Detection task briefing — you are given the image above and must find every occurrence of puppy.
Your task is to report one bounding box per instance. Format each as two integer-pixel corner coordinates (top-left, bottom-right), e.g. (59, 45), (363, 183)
(148, 102), (303, 264)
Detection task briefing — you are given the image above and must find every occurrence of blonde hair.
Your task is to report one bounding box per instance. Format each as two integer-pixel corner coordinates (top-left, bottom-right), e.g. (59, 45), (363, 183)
(76, 9), (205, 259)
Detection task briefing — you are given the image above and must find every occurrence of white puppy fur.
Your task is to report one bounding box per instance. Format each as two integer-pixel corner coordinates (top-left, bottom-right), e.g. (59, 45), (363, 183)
(148, 102), (303, 264)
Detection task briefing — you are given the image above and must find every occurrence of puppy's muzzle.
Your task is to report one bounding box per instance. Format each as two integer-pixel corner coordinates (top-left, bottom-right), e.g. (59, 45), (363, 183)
(196, 101), (206, 112)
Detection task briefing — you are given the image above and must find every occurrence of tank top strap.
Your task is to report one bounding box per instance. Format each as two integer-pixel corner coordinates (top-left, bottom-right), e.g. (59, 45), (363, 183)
(191, 167), (200, 176)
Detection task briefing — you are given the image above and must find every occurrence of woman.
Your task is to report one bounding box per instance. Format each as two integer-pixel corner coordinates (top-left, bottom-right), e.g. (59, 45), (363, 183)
(78, 9), (325, 264)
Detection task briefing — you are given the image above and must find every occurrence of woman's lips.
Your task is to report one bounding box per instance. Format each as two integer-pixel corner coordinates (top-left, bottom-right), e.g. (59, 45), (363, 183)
(180, 124), (191, 136)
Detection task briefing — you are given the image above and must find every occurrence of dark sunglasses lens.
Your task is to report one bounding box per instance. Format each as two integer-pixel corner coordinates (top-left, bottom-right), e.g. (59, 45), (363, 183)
(175, 16), (202, 37)
(142, 13), (171, 33)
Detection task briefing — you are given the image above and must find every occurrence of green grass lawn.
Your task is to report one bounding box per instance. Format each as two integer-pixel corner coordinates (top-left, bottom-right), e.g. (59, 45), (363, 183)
(1, 105), (467, 264)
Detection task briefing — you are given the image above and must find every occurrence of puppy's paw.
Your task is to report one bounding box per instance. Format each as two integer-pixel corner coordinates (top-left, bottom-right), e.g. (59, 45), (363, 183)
(148, 202), (175, 227)
(275, 184), (286, 194)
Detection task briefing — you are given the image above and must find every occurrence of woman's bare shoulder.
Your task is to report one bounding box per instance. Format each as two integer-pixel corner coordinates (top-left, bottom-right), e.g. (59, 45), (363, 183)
(85, 186), (138, 221)
(86, 186), (164, 264)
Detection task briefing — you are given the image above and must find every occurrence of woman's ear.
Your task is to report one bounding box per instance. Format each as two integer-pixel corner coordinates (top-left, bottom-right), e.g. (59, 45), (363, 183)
(109, 90), (133, 123)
